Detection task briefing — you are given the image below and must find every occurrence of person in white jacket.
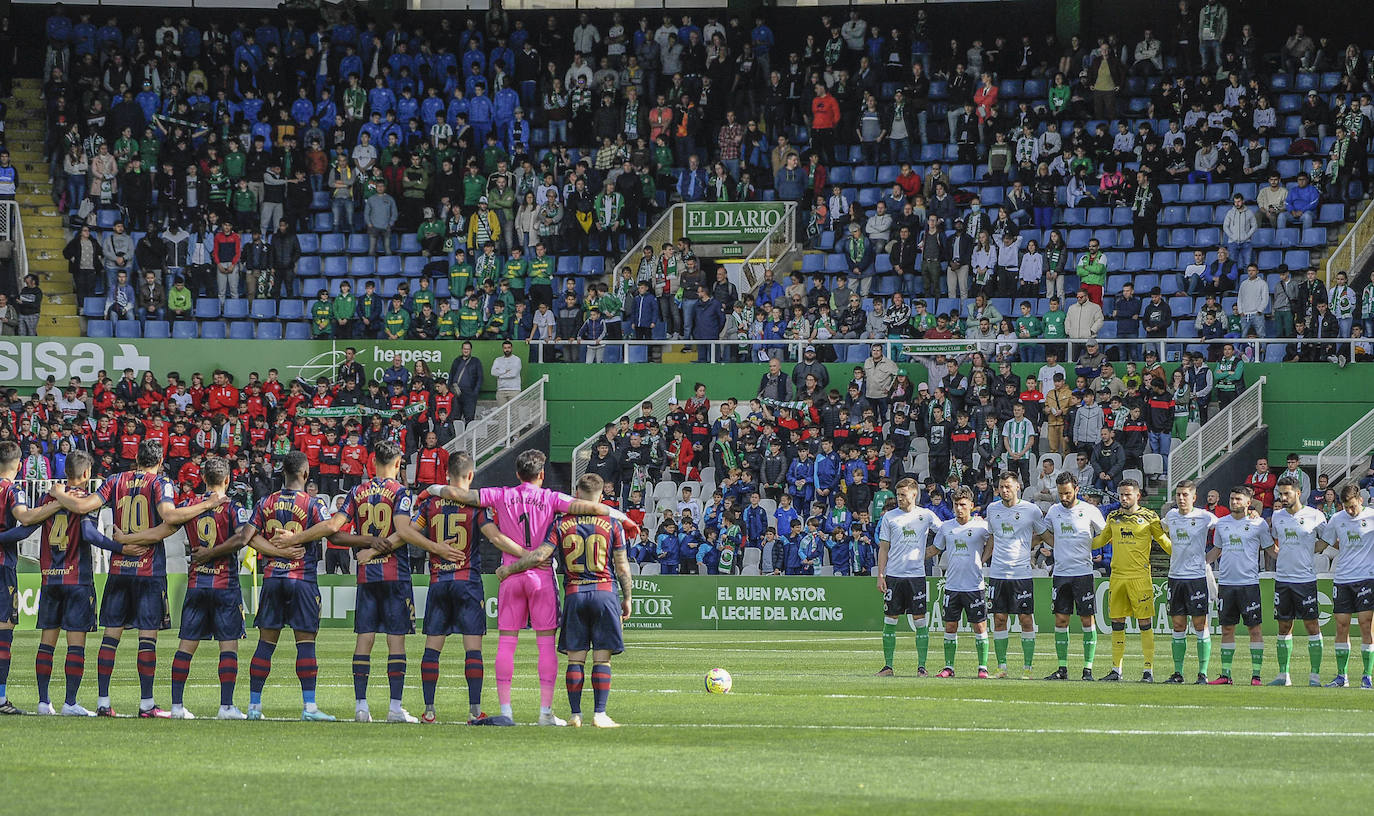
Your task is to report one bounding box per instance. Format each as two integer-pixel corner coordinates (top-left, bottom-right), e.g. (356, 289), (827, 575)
(1236, 264), (1270, 338)
(1222, 194), (1257, 266)
(490, 340), (523, 404)
(1065, 290), (1105, 340)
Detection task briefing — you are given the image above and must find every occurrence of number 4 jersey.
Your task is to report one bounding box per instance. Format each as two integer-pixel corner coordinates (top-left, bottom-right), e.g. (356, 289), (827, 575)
(99, 470), (177, 577)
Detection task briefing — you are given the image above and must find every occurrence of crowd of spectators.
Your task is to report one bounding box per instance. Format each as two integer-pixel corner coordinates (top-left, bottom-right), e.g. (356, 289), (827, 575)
(31, 3), (1374, 355)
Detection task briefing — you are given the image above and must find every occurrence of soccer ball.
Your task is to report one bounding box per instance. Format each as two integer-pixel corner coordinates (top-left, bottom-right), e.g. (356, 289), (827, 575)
(704, 668), (732, 694)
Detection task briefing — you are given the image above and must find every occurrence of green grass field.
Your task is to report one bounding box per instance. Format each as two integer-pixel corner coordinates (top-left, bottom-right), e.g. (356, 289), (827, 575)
(5, 628), (1374, 814)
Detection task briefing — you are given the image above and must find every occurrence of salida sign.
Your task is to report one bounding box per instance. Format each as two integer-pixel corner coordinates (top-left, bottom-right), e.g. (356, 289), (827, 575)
(682, 203), (787, 243)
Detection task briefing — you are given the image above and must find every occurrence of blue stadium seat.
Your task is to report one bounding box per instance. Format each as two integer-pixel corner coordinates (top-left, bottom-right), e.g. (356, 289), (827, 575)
(1066, 228), (1091, 248)
(194, 300), (221, 319)
(581, 256), (605, 276)
(802, 254), (826, 274)
(81, 297), (103, 317)
(981, 188), (1003, 206)
(852, 166), (877, 185)
(96, 209), (119, 229)
(1150, 251), (1178, 271)
(322, 256), (348, 277)
(1317, 203), (1344, 224)
(876, 165), (900, 185)
(398, 234), (421, 254)
(299, 277), (325, 293)
(828, 166), (852, 185)
(1252, 228), (1274, 247)
(1194, 227), (1220, 247)
(228, 322), (255, 339)
(297, 233), (319, 254)
(402, 256), (426, 277)
(1159, 205), (1185, 225)
(312, 213), (334, 232)
(1123, 252), (1149, 273)
(1276, 159), (1300, 178)
(345, 234), (370, 255)
(381, 279), (401, 297)
(294, 256), (319, 278)
(142, 320), (170, 339)
(948, 164), (973, 185)
(557, 256), (579, 276)
(1269, 73), (1292, 90)
(1179, 184), (1205, 203)
(1186, 205), (1214, 225)
(256, 323), (283, 340)
(1094, 231), (1117, 249)
(375, 255), (401, 278)
(1274, 228), (1300, 248)
(1166, 228), (1195, 248)
(351, 256), (376, 277)
(1168, 295), (1192, 314)
(1257, 249), (1283, 268)
(285, 323), (311, 340)
(1158, 184), (1180, 204)
(434, 279), (451, 298)
(310, 191), (330, 210)
(200, 322), (226, 339)
(223, 299), (250, 319)
(825, 254), (848, 274)
(817, 232), (835, 250)
(86, 319), (112, 337)
(172, 322), (198, 339)
(1300, 227), (1327, 246)
(319, 233), (346, 254)
(1023, 79), (1046, 98)
(1111, 208), (1133, 226)
(1283, 250), (1310, 269)
(1202, 183), (1230, 203)
(111, 320), (141, 338)
(1061, 208), (1086, 227)
(858, 188), (882, 207)
(920, 144), (943, 162)
(250, 300), (276, 320)
(1295, 73), (1318, 92)
(1085, 208), (1110, 227)
(278, 299), (305, 323)
(1264, 343), (1287, 362)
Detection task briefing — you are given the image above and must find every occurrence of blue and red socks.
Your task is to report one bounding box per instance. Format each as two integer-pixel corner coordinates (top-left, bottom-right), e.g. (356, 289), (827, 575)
(248, 640), (277, 709)
(136, 637), (157, 708)
(565, 663), (585, 716)
(219, 651), (238, 708)
(421, 648), (441, 708)
(35, 642), (55, 705)
(0, 627), (11, 703)
(352, 654), (370, 706)
(295, 642), (317, 710)
(64, 646), (85, 707)
(95, 635), (118, 706)
(170, 649), (193, 707)
(386, 653), (406, 711)
(464, 649), (483, 717)
(591, 664), (611, 714)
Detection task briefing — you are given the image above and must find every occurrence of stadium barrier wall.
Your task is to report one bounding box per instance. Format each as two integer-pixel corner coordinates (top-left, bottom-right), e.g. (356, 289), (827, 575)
(528, 362), (1374, 465)
(9, 574), (1343, 636)
(0, 337), (520, 392)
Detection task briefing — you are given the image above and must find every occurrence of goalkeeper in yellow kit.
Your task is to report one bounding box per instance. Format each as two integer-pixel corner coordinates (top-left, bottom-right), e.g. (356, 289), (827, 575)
(1091, 479), (1172, 682)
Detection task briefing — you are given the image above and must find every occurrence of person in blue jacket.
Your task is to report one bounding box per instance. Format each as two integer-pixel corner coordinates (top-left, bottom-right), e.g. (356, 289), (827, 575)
(794, 517), (824, 576)
(828, 527), (854, 576)
(655, 519), (680, 574)
(742, 492), (768, 549)
(628, 527), (654, 564)
(811, 441), (840, 506)
(825, 496), (853, 534)
(699, 527), (721, 575)
(786, 448), (815, 505)
(852, 522), (877, 575)
(677, 518), (702, 574)
(774, 493), (801, 537)
(774, 518), (803, 574)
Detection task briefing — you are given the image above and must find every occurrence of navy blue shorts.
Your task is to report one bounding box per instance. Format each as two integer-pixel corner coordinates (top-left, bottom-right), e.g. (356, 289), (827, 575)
(558, 590), (624, 656)
(423, 580), (487, 637)
(0, 567), (16, 625)
(354, 581), (416, 635)
(180, 587), (246, 642)
(255, 578), (322, 633)
(37, 584), (97, 632)
(99, 576), (171, 631)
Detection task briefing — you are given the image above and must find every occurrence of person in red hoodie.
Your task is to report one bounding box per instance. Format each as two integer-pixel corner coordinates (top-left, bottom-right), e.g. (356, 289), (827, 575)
(1244, 457), (1278, 518)
(116, 416), (142, 467)
(809, 82), (842, 164)
(187, 372), (206, 412)
(205, 369), (239, 415)
(413, 431), (448, 488)
(261, 368), (284, 403)
(318, 428), (342, 495)
(299, 418), (325, 469)
(212, 221), (242, 303)
(165, 419), (192, 476)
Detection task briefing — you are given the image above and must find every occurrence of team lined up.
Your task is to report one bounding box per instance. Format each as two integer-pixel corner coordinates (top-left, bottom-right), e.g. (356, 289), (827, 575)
(873, 471), (1374, 687)
(0, 439), (637, 724)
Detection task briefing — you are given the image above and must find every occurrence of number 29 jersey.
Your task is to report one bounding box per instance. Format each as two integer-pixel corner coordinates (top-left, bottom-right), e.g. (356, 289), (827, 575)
(339, 477), (414, 583)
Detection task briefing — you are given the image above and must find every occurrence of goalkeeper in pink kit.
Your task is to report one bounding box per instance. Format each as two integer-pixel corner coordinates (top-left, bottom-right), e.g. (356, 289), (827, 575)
(429, 450), (637, 725)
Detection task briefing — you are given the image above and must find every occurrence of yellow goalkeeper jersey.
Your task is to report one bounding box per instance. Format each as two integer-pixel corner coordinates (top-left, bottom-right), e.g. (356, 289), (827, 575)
(1092, 506), (1172, 579)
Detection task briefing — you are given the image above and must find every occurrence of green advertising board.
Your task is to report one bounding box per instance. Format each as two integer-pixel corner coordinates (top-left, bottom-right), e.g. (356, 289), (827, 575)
(10, 574), (1342, 636)
(682, 202), (787, 243)
(0, 337), (521, 391)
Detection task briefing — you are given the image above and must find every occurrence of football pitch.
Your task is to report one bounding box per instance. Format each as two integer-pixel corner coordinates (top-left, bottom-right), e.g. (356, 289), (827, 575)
(5, 628), (1374, 815)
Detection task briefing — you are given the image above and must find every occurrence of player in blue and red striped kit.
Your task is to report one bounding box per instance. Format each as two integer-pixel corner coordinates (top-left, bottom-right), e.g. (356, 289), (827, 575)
(52, 440), (226, 718)
(270, 440), (437, 723)
(356, 450), (521, 724)
(234, 451), (335, 721)
(498, 473), (636, 728)
(117, 457), (254, 720)
(0, 440), (102, 716)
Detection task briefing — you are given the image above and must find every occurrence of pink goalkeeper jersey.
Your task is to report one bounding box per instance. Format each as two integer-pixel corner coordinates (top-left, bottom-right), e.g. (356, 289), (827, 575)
(479, 482), (574, 568)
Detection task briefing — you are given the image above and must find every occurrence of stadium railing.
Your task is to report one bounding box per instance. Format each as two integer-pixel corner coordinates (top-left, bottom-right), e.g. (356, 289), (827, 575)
(735, 201), (798, 294)
(444, 374), (549, 465)
(542, 337), (1346, 365)
(14, 478), (113, 568)
(610, 202), (686, 284)
(1315, 406), (1374, 491)
(0, 201), (28, 290)
(1324, 202), (1374, 287)
(571, 374), (681, 484)
(1167, 376), (1267, 497)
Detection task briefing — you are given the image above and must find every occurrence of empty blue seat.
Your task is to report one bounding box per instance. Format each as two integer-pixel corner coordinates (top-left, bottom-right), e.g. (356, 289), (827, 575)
(825, 254), (848, 274)
(920, 144), (943, 162)
(319, 233), (346, 254)
(345, 234), (370, 254)
(250, 300), (276, 320)
(310, 191), (330, 210)
(1158, 184), (1180, 203)
(81, 297), (103, 317)
(297, 256), (321, 277)
(86, 319), (113, 337)
(285, 323), (311, 340)
(948, 164), (973, 185)
(1257, 249), (1283, 268)
(1317, 203), (1344, 224)
(312, 213), (333, 232)
(402, 256), (427, 277)
(351, 256), (376, 277)
(876, 165), (900, 185)
(981, 188), (1003, 206)
(1061, 208), (1086, 227)
(256, 323), (283, 340)
(580, 256), (605, 276)
(1185, 205), (1213, 225)
(1160, 205), (1185, 225)
(1194, 227), (1220, 246)
(322, 256), (349, 277)
(376, 255), (401, 278)
(1300, 227), (1326, 246)
(200, 322), (226, 339)
(1252, 227), (1274, 247)
(828, 166), (853, 185)
(1179, 184), (1205, 203)
(222, 299), (249, 319)
(1066, 228), (1091, 247)
(1085, 208), (1110, 227)
(852, 166), (877, 185)
(1269, 73), (1292, 90)
(802, 254), (826, 273)
(1123, 252), (1149, 273)
(1168, 295), (1192, 314)
(1151, 250), (1178, 270)
(398, 234), (421, 254)
(114, 320), (142, 337)
(228, 321), (255, 339)
(1273, 228), (1300, 248)
(172, 322), (198, 339)
(858, 188), (882, 207)
(194, 300), (221, 319)
(1295, 73), (1318, 91)
(1284, 249), (1310, 269)
(1111, 208), (1133, 226)
(557, 256), (579, 276)
(1202, 183), (1230, 202)
(1276, 159), (1301, 178)
(1166, 228), (1195, 248)
(297, 233), (319, 254)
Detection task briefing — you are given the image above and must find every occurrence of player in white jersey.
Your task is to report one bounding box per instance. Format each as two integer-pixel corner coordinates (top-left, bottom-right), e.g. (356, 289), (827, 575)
(1267, 476), (1329, 686)
(875, 478), (941, 677)
(1204, 486), (1273, 685)
(1162, 480), (1218, 684)
(1319, 484), (1374, 688)
(984, 471), (1049, 679)
(1041, 472), (1106, 681)
(932, 487), (992, 679)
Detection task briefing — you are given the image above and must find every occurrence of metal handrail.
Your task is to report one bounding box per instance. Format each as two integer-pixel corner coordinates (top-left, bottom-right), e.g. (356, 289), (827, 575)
(609, 202), (684, 282)
(0, 201), (28, 292)
(571, 375), (681, 483)
(1315, 406), (1374, 490)
(443, 375), (548, 465)
(735, 201), (797, 294)
(1167, 376), (1266, 497)
(1325, 200), (1374, 287)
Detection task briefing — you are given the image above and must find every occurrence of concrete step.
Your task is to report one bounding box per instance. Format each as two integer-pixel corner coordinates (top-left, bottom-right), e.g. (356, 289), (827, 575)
(42, 302), (77, 317)
(37, 315), (81, 336)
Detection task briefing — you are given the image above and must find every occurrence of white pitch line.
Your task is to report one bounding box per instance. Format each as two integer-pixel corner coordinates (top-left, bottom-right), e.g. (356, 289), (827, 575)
(629, 722), (1374, 738)
(821, 693), (1374, 715)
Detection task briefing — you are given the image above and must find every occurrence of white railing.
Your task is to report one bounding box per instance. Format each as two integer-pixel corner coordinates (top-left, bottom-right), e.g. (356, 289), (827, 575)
(611, 202), (684, 283)
(1315, 406), (1374, 490)
(14, 478), (113, 568)
(1325, 200), (1374, 287)
(1167, 376), (1267, 496)
(734, 201), (797, 294)
(444, 375), (548, 464)
(0, 201), (28, 290)
(571, 374), (680, 483)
